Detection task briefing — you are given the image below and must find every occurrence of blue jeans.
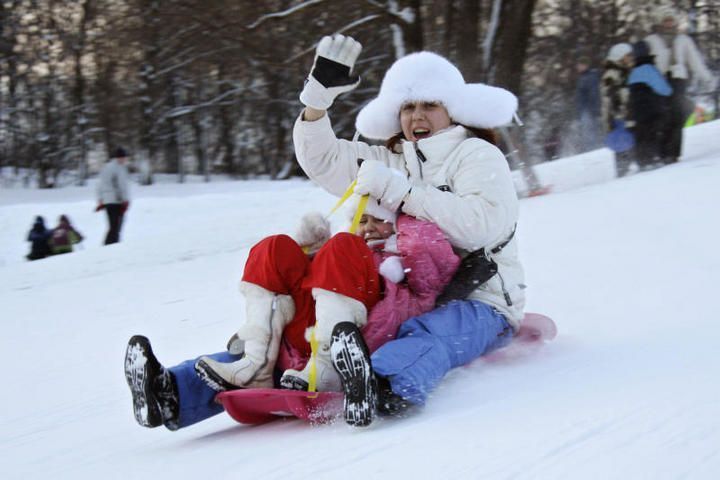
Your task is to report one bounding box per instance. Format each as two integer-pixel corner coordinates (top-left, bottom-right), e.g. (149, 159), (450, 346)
(371, 300), (512, 405)
(169, 351), (242, 429)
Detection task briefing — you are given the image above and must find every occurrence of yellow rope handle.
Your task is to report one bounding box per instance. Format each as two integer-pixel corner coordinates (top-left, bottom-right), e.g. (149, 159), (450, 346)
(302, 180), (368, 254)
(307, 327), (318, 395)
(348, 194), (368, 234)
(329, 180), (358, 216)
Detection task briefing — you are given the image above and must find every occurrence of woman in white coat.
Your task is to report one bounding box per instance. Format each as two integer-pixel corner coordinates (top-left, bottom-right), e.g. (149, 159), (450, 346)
(644, 6), (716, 164)
(295, 35), (526, 426)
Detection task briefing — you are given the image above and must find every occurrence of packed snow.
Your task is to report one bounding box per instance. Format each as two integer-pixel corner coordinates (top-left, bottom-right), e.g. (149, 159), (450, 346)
(1, 121), (719, 479)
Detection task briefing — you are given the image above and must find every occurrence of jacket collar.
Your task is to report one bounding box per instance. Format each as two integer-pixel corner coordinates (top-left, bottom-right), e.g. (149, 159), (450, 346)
(401, 125), (469, 164)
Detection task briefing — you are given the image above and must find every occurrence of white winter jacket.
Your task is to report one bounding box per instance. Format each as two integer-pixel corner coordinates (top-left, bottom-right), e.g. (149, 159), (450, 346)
(645, 33), (715, 89)
(96, 159), (130, 204)
(293, 113), (525, 328)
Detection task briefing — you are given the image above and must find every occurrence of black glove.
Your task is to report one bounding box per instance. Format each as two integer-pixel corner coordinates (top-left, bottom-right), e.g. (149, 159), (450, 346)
(299, 35), (362, 110)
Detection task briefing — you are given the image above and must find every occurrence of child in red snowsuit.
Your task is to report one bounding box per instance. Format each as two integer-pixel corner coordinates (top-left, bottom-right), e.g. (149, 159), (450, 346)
(196, 195), (460, 393)
(124, 195), (459, 430)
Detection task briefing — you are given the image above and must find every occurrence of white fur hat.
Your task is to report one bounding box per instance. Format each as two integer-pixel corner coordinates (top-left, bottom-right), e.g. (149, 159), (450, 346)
(345, 194), (397, 224)
(606, 43), (633, 63)
(355, 51), (518, 140)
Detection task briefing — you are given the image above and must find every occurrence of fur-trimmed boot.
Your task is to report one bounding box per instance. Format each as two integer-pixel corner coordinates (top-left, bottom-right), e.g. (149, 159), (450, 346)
(280, 289), (367, 392)
(195, 282), (295, 391)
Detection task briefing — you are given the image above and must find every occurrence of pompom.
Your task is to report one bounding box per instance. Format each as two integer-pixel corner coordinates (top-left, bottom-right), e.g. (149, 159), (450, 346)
(379, 255), (405, 284)
(294, 212), (331, 253)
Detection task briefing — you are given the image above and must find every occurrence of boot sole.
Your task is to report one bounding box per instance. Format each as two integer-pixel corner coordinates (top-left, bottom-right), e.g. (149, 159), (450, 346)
(330, 323), (376, 427)
(194, 359), (240, 392)
(124, 336), (163, 428)
(279, 375), (309, 391)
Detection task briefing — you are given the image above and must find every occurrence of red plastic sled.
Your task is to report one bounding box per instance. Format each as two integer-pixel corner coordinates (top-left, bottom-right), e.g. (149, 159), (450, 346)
(483, 312), (557, 363)
(217, 388), (343, 425)
(218, 313), (556, 425)
(515, 312), (557, 342)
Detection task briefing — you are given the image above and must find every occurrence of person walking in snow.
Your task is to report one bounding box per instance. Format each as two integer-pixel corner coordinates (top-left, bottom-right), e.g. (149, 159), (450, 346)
(601, 42), (635, 177)
(291, 35), (524, 426)
(123, 196), (459, 431)
(48, 215), (84, 255)
(96, 147), (130, 245)
(628, 40), (673, 170)
(26, 216), (52, 261)
(644, 6), (717, 164)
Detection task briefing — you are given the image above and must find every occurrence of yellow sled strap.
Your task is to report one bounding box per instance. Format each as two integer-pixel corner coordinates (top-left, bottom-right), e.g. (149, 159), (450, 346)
(302, 180), (367, 253)
(307, 327), (319, 395)
(323, 179), (369, 233)
(328, 180), (358, 216)
(348, 194), (368, 234)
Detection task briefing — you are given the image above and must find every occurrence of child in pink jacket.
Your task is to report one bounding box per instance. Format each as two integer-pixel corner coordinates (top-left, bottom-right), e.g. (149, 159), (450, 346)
(356, 199), (461, 353)
(279, 195), (461, 389)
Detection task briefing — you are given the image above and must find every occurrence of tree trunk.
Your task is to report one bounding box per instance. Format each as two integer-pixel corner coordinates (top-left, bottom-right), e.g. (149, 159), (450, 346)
(73, 0), (92, 186)
(491, 0), (537, 96)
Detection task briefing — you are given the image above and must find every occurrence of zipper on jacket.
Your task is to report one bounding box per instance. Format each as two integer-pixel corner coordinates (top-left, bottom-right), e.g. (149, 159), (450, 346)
(496, 270), (513, 307)
(415, 147), (426, 179)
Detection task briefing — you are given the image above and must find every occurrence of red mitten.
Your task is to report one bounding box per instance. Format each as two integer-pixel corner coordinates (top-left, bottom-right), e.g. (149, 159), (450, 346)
(95, 203), (105, 212)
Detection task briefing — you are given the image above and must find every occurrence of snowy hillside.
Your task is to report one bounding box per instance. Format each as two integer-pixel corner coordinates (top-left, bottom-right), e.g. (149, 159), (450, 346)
(1, 122), (719, 479)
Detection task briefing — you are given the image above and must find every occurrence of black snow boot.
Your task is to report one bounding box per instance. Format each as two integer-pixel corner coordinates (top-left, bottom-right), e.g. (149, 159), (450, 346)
(124, 335), (163, 428)
(124, 335), (181, 430)
(153, 368), (180, 431)
(330, 322), (377, 427)
(376, 376), (411, 417)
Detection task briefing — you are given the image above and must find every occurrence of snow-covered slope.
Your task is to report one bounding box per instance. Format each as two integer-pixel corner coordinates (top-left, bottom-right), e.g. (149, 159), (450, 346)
(1, 123), (719, 479)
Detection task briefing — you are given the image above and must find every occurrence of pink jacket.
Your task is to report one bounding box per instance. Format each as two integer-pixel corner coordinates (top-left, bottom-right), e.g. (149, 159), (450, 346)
(362, 215), (460, 353)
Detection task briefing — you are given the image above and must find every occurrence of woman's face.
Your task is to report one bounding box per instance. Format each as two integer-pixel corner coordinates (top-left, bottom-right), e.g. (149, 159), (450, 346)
(400, 101), (452, 142)
(621, 53), (635, 68)
(660, 16), (677, 34)
(356, 214), (395, 242)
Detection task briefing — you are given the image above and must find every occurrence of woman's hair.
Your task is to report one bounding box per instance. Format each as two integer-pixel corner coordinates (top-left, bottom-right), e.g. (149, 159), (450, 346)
(385, 125), (498, 152)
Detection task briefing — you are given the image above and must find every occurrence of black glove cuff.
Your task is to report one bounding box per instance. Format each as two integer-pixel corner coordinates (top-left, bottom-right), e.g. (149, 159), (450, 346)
(312, 56), (358, 88)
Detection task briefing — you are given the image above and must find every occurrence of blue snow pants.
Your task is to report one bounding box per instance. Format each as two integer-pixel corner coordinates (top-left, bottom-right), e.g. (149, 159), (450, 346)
(371, 300), (513, 406)
(169, 351), (242, 429)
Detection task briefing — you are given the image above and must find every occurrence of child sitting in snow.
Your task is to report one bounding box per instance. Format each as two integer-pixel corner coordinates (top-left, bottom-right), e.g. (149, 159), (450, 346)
(124, 193), (459, 431)
(26, 216), (52, 261)
(49, 215), (84, 255)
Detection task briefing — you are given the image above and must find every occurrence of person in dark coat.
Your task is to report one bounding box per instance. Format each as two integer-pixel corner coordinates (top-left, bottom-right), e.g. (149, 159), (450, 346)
(26, 216), (52, 261)
(575, 56), (603, 151)
(49, 215), (84, 255)
(628, 41), (673, 170)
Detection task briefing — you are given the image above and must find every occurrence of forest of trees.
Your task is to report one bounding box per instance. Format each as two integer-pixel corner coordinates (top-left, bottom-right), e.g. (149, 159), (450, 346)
(1, 0), (718, 187)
